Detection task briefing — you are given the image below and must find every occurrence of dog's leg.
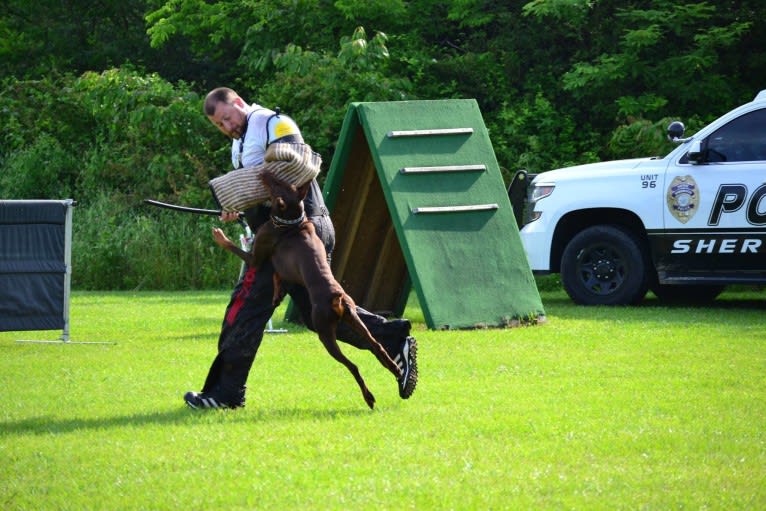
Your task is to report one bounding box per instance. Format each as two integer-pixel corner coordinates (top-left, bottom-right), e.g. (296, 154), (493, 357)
(271, 272), (284, 306)
(340, 296), (403, 379)
(316, 305), (376, 409)
(212, 227), (255, 266)
(319, 332), (376, 409)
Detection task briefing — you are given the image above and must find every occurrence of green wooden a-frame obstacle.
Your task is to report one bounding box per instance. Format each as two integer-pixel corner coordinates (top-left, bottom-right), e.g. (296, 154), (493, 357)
(319, 99), (544, 330)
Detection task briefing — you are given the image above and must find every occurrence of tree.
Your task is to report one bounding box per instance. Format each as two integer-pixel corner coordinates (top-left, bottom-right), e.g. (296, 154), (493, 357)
(255, 27), (414, 165)
(1, 0), (152, 79)
(524, 1), (763, 124)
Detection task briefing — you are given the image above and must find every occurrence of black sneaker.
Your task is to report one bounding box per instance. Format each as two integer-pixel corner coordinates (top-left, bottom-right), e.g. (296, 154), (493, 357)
(394, 336), (418, 399)
(391, 318), (412, 338)
(184, 390), (245, 410)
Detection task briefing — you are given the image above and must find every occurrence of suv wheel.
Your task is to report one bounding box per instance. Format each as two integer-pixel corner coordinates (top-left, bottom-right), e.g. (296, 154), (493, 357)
(560, 225), (649, 305)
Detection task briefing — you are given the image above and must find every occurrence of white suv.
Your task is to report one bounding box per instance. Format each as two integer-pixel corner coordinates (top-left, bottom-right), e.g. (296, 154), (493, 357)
(512, 90), (766, 305)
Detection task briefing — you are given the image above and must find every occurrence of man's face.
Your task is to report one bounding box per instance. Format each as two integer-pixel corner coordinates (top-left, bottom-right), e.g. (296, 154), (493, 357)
(207, 98), (248, 140)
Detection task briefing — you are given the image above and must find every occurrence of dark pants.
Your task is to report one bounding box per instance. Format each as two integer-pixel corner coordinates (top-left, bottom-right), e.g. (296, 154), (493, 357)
(201, 215), (407, 397)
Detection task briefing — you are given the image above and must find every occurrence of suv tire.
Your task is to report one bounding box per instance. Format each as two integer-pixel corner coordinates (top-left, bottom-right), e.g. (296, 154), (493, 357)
(560, 225), (649, 305)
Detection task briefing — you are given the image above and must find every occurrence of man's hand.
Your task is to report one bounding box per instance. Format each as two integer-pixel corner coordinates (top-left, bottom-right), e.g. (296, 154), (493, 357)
(212, 227), (234, 249)
(219, 211), (241, 223)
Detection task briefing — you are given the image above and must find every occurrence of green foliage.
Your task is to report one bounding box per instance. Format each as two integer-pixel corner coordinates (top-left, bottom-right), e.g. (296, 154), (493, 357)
(338, 27), (390, 67)
(0, 134), (78, 199)
(72, 193), (241, 290)
(334, 0), (407, 22)
(521, 0), (593, 21)
(1, 0), (157, 79)
(146, 0), (246, 55)
(0, 70), (221, 205)
(489, 92), (599, 176)
(0, 76), (89, 155)
(558, 1), (757, 124)
(71, 68), (221, 202)
(0, 69), (236, 290)
(253, 27), (414, 165)
(606, 118), (676, 160)
(606, 114), (709, 160)
(0, 75), (92, 198)
(615, 93), (668, 119)
(146, 0), (354, 77)
(3, 0), (765, 288)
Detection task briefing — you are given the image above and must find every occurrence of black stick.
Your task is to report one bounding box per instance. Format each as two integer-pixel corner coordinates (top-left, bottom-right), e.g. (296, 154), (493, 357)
(143, 199), (248, 232)
(143, 199), (222, 216)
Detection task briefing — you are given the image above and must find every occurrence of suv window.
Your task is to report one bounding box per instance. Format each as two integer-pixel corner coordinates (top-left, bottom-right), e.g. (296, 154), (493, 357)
(705, 108), (766, 162)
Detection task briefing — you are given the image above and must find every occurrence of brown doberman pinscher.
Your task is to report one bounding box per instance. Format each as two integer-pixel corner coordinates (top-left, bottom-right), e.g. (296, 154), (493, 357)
(212, 172), (402, 409)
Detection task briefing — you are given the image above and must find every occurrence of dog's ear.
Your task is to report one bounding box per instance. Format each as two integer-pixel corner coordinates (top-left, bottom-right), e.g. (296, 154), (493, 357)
(260, 171), (274, 191)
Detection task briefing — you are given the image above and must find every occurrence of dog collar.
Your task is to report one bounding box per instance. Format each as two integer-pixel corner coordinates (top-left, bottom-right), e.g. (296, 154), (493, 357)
(271, 212), (305, 227)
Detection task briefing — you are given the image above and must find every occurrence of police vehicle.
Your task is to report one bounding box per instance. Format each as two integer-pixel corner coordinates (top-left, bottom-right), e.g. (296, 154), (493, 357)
(511, 90), (766, 305)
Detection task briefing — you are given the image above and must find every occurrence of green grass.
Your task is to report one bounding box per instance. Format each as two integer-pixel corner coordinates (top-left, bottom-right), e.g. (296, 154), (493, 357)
(1, 289), (765, 510)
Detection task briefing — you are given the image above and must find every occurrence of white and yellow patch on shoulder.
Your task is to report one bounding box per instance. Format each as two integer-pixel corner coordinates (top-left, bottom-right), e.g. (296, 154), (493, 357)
(269, 116), (301, 140)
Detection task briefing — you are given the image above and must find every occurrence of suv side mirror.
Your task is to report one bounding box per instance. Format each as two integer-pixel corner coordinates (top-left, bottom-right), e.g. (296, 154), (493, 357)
(667, 121), (685, 141)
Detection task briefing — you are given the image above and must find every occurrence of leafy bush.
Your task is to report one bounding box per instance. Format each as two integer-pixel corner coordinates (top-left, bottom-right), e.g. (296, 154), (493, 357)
(1, 70), (239, 290)
(72, 68), (223, 203)
(72, 193), (241, 290)
(606, 115), (708, 160)
(488, 92), (600, 179)
(0, 75), (91, 199)
(0, 133), (78, 199)
(250, 27), (414, 166)
(4, 0), (764, 290)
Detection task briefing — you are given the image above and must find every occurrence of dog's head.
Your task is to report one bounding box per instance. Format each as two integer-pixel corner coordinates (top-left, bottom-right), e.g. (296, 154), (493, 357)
(261, 172), (309, 224)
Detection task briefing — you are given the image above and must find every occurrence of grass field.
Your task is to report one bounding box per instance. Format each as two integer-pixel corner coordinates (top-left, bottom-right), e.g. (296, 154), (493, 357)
(1, 288), (764, 510)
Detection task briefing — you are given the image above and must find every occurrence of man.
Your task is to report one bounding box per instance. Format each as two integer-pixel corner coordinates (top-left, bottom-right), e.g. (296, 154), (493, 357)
(183, 87), (418, 409)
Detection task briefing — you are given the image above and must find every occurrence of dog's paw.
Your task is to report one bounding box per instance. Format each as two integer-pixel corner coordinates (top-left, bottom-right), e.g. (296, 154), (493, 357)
(363, 390), (376, 409)
(211, 227), (231, 247)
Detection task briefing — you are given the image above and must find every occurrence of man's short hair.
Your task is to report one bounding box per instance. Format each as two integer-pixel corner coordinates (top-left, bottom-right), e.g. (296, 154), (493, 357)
(204, 87), (238, 116)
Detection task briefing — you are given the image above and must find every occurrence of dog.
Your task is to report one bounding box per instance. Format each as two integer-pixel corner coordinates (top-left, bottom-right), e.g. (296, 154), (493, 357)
(211, 172), (402, 409)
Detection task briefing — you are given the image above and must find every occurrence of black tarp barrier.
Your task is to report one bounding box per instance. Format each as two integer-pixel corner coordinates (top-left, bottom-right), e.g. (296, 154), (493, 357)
(0, 200), (73, 334)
